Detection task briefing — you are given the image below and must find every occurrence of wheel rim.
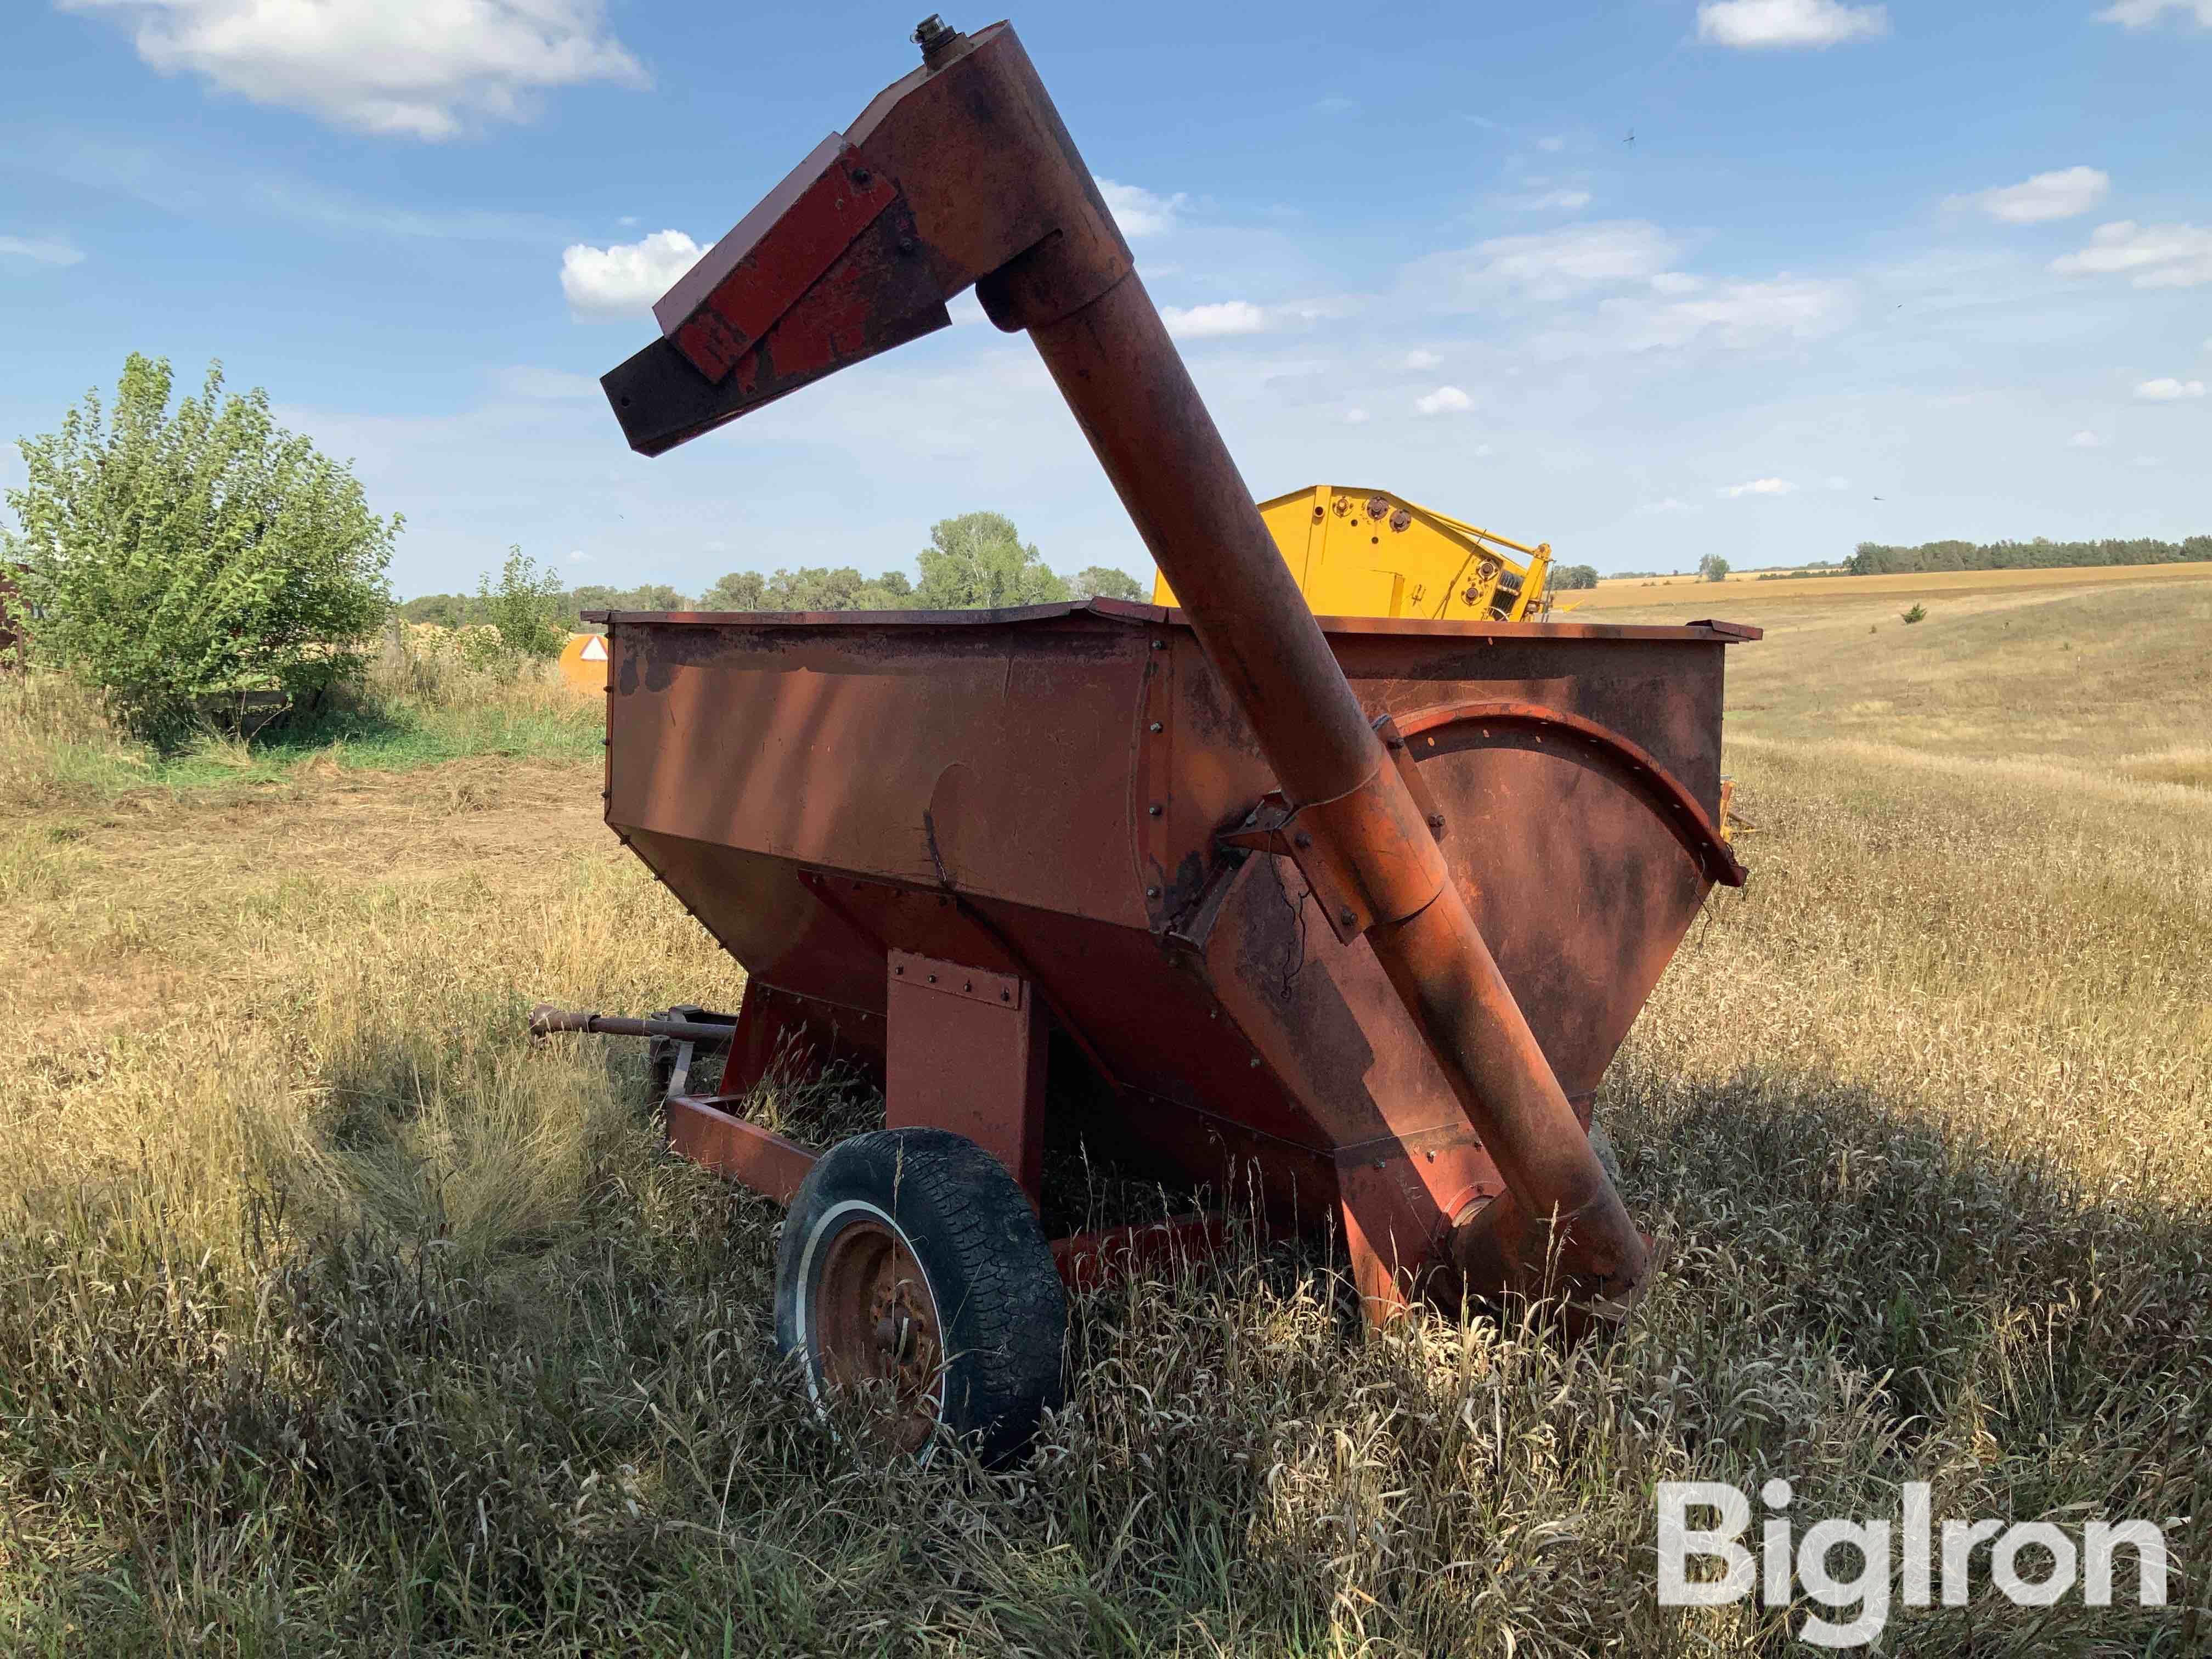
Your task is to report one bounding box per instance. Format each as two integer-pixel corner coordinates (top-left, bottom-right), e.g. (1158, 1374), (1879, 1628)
(810, 1217), (945, 1453)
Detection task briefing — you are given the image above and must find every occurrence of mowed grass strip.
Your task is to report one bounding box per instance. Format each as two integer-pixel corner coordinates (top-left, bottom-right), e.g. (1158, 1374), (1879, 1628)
(0, 587), (2206, 1654)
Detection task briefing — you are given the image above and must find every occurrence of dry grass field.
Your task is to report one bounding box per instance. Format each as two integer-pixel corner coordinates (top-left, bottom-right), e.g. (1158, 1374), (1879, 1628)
(2, 574), (2207, 1655)
(1575, 556), (2212, 611)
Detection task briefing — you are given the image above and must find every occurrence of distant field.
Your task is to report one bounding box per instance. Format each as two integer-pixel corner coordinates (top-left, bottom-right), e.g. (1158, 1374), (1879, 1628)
(1582, 565), (2212, 783)
(1, 572), (2207, 1654)
(1575, 557), (2212, 610)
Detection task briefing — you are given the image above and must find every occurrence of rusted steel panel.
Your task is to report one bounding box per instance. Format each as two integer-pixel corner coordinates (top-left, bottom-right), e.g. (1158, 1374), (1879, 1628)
(884, 949), (1046, 1204)
(607, 617), (1152, 929)
(717, 977), (884, 1102)
(665, 1095), (818, 1203)
(603, 601), (1743, 1297)
(1053, 1212), (1229, 1294)
(1387, 699), (1743, 887)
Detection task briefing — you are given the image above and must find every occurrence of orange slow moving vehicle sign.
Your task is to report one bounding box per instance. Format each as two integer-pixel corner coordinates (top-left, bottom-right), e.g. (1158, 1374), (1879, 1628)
(556, 631), (610, 692)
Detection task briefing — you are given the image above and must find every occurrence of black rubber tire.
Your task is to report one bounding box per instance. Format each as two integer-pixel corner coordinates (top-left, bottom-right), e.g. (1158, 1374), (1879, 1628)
(775, 1127), (1066, 1466)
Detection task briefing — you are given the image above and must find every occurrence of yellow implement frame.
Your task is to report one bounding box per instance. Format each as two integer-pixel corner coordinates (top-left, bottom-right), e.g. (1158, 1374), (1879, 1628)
(1150, 483), (1566, 622)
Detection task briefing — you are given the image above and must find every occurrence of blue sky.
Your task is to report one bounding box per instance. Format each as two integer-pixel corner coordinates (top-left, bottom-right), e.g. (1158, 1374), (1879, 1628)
(3, 1), (2207, 598)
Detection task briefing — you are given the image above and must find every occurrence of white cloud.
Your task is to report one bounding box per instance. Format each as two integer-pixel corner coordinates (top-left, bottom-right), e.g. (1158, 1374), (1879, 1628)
(2066, 430), (2106, 448)
(1096, 179), (1187, 239)
(567, 549), (592, 563)
(1649, 271), (1705, 295)
(1502, 188), (1593, 211)
(1948, 166), (2110, 224)
(1536, 136), (1567, 153)
(1697, 0), (1889, 49)
(1415, 386), (1473, 415)
(1473, 443), (1494, 456)
(1412, 221), (1680, 304)
(2095, 0), (2212, 25)
(1268, 296), (1364, 324)
(560, 229), (701, 320)
(2051, 221), (2212, 287)
(1588, 274), (1857, 351)
(1403, 347), (1443, 369)
(2133, 454), (2163, 467)
(1160, 300), (1268, 339)
(1344, 408), (1370, 425)
(1719, 477), (1796, 497)
(1825, 475), (1850, 489)
(60, 0), (647, 139)
(2134, 377), (2206, 400)
(1641, 497), (1697, 512)
(0, 234), (85, 266)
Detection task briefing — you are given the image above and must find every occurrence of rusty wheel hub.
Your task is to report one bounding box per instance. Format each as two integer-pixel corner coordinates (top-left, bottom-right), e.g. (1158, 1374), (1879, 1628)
(813, 1218), (945, 1453)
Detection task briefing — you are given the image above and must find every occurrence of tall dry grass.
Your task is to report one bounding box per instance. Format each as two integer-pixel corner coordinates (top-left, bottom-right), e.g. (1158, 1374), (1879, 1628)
(0, 635), (599, 814)
(1, 583), (2207, 1654)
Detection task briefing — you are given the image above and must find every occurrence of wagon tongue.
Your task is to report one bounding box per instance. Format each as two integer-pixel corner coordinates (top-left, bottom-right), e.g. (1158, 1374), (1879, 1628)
(596, 16), (1655, 1318)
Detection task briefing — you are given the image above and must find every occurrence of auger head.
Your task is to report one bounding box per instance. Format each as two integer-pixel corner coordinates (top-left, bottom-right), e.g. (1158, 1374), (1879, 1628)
(603, 19), (1132, 456)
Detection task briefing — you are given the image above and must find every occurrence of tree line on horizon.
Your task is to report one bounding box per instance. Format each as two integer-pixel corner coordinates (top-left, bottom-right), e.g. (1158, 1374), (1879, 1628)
(14, 353), (2207, 743)
(1848, 534), (2211, 576)
(399, 512), (1147, 629)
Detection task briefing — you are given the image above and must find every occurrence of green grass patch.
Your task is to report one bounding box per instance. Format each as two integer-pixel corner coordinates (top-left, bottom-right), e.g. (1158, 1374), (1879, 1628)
(153, 701), (603, 789)
(2, 666), (601, 805)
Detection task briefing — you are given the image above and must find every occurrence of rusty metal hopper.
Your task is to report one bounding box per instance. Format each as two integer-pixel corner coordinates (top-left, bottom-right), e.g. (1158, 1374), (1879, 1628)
(538, 15), (1761, 1459)
(591, 597), (1752, 1309)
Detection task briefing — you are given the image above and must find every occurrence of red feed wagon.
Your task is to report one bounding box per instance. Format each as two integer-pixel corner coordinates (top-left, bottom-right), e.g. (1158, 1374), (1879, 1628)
(531, 16), (1755, 1462)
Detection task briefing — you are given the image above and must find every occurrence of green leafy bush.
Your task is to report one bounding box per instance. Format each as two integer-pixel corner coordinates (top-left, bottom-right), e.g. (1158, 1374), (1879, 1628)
(475, 547), (567, 658)
(4, 354), (396, 740)
(1901, 602), (1928, 625)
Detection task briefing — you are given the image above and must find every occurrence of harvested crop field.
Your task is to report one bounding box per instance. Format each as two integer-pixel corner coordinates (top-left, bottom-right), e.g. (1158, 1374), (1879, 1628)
(1577, 556), (2212, 610)
(2, 570), (2207, 1655)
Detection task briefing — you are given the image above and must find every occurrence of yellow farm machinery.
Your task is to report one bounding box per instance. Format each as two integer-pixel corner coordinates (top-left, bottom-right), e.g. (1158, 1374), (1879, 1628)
(1152, 484), (1573, 622)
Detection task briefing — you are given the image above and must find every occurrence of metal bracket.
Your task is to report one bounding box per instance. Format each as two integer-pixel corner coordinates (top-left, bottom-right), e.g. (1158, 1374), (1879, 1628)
(1372, 713), (1447, 842)
(1217, 713), (1449, 946)
(887, 949), (1026, 1009)
(1218, 792), (1366, 944)
(884, 949), (1045, 1202)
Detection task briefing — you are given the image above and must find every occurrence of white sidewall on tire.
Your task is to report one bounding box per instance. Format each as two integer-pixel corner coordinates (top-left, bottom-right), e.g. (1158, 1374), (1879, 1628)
(789, 1197), (945, 1445)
